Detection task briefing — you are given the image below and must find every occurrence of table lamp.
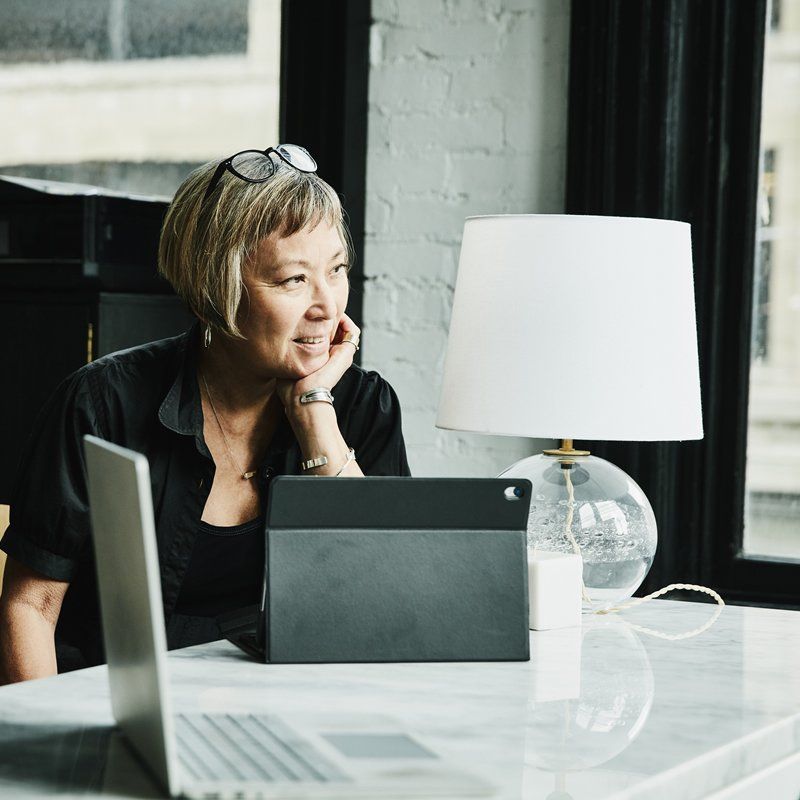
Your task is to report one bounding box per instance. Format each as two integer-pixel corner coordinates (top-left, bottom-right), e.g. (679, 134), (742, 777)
(436, 215), (703, 612)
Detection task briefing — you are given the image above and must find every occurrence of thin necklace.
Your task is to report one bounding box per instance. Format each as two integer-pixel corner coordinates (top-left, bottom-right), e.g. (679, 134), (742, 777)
(201, 372), (257, 480)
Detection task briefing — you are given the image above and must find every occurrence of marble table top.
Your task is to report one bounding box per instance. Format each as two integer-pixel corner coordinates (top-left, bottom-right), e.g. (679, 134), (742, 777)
(0, 599), (798, 799)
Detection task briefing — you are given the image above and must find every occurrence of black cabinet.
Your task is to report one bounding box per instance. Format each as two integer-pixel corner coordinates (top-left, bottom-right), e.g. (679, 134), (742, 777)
(0, 176), (193, 503)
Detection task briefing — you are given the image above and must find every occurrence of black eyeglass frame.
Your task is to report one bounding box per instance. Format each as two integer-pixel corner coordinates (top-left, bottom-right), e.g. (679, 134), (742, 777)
(202, 144), (317, 203)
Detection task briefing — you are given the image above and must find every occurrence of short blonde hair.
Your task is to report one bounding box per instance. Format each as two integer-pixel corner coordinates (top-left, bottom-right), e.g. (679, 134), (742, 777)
(158, 154), (353, 338)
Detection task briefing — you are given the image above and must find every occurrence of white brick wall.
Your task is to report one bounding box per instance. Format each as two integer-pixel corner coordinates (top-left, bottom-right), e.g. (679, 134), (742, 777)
(362, 0), (570, 476)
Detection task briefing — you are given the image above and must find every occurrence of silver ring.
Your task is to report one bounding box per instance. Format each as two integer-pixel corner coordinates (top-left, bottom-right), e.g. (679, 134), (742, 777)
(299, 388), (334, 405)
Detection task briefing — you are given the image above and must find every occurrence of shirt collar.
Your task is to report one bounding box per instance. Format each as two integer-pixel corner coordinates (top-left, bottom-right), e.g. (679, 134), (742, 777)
(157, 322), (295, 458)
(158, 323), (203, 438)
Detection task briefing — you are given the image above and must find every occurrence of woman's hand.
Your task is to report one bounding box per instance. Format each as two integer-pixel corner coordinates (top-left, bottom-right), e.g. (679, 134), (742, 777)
(275, 312), (365, 477)
(275, 313), (361, 414)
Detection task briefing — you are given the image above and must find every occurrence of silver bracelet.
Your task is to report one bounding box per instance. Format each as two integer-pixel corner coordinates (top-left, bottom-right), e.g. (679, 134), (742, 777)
(299, 388), (334, 405)
(335, 448), (356, 477)
(300, 455), (328, 471)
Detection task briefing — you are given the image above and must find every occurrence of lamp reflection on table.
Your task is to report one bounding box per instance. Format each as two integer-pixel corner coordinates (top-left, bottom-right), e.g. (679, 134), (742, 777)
(523, 618), (655, 799)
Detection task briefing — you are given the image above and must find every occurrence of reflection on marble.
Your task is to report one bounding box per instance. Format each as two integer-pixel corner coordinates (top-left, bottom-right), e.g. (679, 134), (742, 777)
(0, 600), (798, 799)
(523, 619), (654, 796)
(0, 722), (110, 794)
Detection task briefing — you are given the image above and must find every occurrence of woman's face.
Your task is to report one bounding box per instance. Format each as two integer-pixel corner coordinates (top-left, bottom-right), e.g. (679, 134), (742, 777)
(235, 221), (350, 380)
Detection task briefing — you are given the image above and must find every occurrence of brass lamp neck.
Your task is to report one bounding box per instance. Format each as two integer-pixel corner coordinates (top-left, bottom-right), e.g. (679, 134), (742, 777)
(543, 438), (591, 457)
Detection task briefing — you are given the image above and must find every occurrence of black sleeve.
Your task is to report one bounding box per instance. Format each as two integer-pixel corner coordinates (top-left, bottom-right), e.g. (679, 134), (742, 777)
(0, 368), (105, 581)
(343, 371), (411, 477)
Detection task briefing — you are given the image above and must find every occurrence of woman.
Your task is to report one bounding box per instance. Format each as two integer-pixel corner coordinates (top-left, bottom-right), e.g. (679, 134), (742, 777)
(0, 145), (410, 682)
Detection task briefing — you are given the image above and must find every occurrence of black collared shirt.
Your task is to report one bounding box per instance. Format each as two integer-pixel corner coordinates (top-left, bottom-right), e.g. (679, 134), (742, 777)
(1, 325), (410, 671)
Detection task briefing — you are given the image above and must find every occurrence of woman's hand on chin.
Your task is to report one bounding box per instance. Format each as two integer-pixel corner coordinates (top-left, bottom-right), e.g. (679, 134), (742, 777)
(275, 313), (360, 415)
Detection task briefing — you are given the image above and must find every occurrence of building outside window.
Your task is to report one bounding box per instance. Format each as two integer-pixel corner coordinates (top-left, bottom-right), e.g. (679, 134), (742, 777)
(0, 0), (280, 197)
(745, 0), (800, 558)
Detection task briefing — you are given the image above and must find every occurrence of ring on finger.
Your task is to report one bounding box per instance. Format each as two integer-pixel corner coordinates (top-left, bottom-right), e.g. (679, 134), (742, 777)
(342, 332), (360, 351)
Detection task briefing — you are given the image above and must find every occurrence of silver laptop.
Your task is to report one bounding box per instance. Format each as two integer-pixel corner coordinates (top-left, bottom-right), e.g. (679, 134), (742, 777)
(83, 435), (490, 799)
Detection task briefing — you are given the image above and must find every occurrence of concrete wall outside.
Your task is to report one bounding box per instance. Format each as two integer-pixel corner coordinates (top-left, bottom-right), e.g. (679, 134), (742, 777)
(362, 0), (570, 476)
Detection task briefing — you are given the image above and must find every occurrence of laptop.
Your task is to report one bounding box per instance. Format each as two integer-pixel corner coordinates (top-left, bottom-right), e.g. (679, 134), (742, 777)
(84, 436), (498, 799)
(222, 476), (532, 664)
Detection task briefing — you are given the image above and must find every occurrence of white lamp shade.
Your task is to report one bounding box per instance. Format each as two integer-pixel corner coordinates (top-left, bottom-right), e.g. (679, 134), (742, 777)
(437, 215), (703, 441)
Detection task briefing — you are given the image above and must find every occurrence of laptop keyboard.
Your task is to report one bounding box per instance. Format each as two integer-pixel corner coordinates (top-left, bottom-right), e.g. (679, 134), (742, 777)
(176, 713), (348, 784)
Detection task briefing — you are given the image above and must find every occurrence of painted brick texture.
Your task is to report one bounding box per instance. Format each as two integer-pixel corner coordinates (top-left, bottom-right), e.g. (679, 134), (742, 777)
(363, 0), (570, 476)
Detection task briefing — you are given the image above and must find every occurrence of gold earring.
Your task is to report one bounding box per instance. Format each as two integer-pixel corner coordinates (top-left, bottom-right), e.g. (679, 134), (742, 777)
(203, 324), (212, 348)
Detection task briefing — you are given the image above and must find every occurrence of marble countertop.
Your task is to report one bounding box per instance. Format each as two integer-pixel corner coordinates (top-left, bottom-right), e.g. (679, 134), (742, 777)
(0, 599), (798, 799)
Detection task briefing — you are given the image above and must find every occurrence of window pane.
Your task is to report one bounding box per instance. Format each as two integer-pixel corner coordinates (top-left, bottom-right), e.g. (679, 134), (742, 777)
(745, 0), (800, 559)
(0, 0), (280, 198)
(0, 0), (248, 64)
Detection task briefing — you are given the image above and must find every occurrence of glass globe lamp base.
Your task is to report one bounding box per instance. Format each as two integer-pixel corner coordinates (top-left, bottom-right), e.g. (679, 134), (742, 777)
(499, 453), (658, 613)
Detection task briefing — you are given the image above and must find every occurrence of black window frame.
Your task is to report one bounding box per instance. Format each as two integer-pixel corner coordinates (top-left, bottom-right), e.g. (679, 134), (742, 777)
(566, 0), (799, 609)
(279, 0), (370, 360)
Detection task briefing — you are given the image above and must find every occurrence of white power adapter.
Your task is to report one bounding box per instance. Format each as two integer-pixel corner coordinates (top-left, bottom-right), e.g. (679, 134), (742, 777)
(528, 550), (583, 631)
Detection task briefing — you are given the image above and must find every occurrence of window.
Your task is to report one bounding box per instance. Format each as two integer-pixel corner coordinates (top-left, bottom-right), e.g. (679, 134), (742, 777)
(0, 0), (280, 198)
(564, 0), (800, 606)
(745, 1), (800, 560)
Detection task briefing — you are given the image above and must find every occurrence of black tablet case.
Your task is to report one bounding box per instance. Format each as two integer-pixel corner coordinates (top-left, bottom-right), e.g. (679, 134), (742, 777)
(251, 477), (531, 664)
